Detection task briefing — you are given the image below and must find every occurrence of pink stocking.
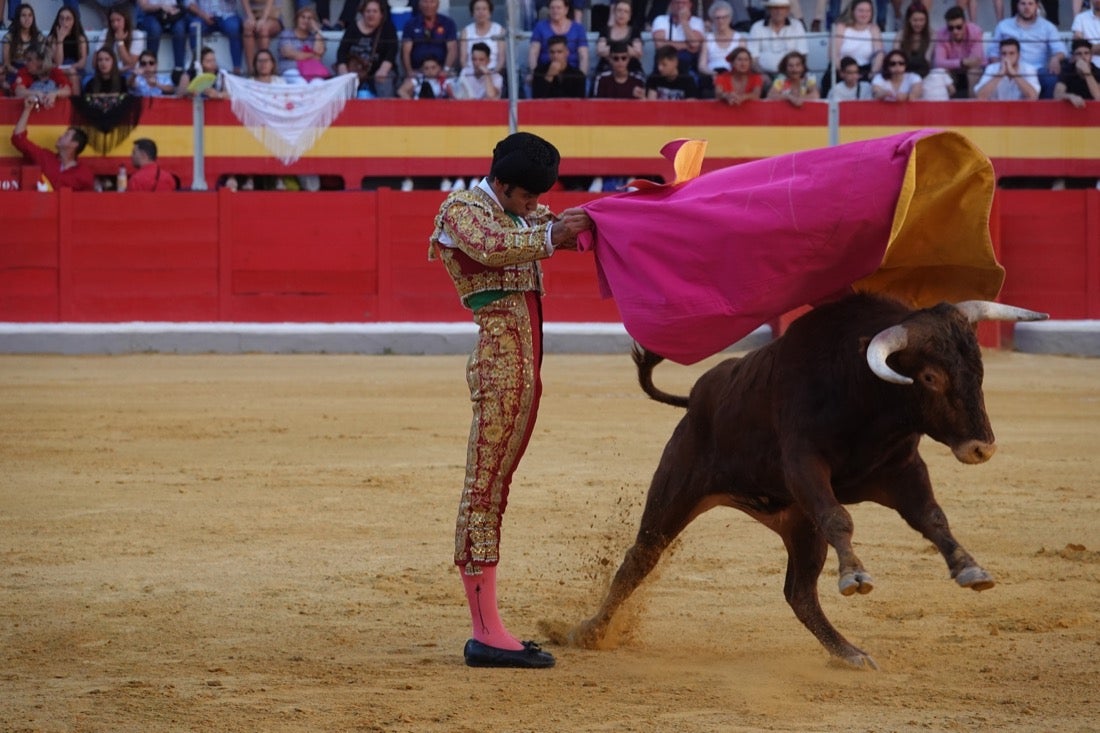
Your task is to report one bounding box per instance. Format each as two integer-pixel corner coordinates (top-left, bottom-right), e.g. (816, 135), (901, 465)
(461, 566), (523, 650)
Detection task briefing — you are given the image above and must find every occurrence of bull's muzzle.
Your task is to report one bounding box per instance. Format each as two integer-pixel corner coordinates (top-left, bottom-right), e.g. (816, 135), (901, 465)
(952, 439), (996, 464)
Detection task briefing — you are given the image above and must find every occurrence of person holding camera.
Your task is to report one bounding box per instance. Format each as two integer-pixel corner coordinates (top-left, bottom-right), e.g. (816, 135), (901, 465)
(10, 95), (93, 191)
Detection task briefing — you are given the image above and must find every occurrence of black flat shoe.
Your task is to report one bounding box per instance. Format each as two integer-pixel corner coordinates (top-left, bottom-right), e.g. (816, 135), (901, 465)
(463, 639), (556, 669)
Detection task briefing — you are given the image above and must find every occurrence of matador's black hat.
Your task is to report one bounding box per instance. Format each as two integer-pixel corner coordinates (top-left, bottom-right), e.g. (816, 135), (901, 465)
(489, 132), (560, 194)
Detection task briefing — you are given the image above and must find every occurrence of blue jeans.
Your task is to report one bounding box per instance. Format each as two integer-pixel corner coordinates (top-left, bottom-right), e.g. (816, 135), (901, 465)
(188, 13), (244, 70)
(136, 7), (188, 69)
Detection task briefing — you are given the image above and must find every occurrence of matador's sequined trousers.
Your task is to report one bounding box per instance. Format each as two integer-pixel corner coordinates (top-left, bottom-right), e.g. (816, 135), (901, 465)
(454, 291), (543, 576)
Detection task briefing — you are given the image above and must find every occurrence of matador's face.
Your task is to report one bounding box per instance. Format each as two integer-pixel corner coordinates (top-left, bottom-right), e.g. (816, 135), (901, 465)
(493, 179), (541, 217)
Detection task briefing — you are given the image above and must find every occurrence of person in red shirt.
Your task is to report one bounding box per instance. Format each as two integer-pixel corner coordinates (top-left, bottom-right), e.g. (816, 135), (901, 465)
(13, 46), (72, 107)
(10, 95), (94, 191)
(127, 138), (179, 192)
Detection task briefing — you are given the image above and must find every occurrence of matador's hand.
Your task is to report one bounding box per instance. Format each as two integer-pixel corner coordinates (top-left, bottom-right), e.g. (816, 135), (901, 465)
(550, 208), (593, 250)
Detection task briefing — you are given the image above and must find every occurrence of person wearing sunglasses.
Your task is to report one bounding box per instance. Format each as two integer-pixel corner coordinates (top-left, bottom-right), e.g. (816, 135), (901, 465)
(871, 49), (922, 101)
(591, 39), (645, 98)
(932, 6), (984, 98)
(131, 50), (179, 96)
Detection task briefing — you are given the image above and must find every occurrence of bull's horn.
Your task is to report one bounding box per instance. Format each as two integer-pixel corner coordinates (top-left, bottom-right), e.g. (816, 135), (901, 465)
(866, 324), (913, 385)
(954, 301), (1050, 324)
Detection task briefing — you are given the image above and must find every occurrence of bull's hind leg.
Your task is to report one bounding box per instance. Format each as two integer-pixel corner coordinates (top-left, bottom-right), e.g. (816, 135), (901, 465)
(775, 509), (879, 670)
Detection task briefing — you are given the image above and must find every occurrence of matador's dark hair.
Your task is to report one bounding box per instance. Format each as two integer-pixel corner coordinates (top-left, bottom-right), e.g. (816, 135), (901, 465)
(489, 132), (560, 195)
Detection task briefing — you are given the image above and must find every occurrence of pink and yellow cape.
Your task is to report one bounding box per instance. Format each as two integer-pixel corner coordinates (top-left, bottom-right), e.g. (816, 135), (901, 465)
(576, 130), (1005, 365)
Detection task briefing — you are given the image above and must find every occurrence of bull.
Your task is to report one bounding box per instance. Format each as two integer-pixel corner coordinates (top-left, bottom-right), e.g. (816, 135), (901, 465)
(572, 293), (1048, 669)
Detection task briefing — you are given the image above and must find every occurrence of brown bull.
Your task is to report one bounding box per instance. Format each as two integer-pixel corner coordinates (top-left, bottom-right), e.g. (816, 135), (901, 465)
(572, 293), (1048, 669)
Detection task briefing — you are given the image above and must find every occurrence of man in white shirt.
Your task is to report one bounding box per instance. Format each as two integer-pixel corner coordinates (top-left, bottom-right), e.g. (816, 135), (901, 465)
(987, 0), (1066, 98)
(975, 37), (1039, 101)
(1071, 3), (1100, 67)
(748, 0), (809, 76)
(651, 0), (706, 74)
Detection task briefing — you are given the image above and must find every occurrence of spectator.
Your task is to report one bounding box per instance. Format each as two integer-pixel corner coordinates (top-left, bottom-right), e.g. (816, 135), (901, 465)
(932, 6), (985, 98)
(766, 49), (818, 104)
(397, 56), (454, 97)
(459, 0), (506, 74)
(871, 48), (922, 99)
(278, 4), (330, 83)
(402, 0), (458, 77)
(336, 0), (399, 97)
(134, 0), (188, 75)
(84, 46), (127, 94)
(180, 45), (229, 98)
(975, 37), (1039, 100)
(242, 0), (283, 75)
(824, 0), (883, 95)
(536, 0), (588, 24)
(316, 0), (358, 31)
(748, 0), (808, 77)
(893, 3), (930, 77)
(105, 3), (144, 76)
(3, 4), (45, 85)
(251, 47), (284, 83)
(714, 46), (765, 104)
(13, 46), (72, 105)
(532, 34), (586, 97)
(988, 0), (1065, 99)
(1054, 38), (1100, 107)
(45, 5), (88, 94)
(187, 0), (244, 74)
(652, 0), (705, 76)
(454, 41), (502, 98)
(828, 54), (873, 99)
(594, 0), (644, 77)
(920, 66), (954, 98)
(697, 1), (746, 86)
(131, 49), (179, 95)
(127, 138), (179, 191)
(527, 0), (588, 80)
(591, 39), (645, 97)
(10, 95), (93, 190)
(646, 43), (700, 98)
(1071, 3), (1100, 59)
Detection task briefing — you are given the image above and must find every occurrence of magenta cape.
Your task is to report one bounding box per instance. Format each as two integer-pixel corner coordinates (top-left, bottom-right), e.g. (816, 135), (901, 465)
(576, 130), (1005, 365)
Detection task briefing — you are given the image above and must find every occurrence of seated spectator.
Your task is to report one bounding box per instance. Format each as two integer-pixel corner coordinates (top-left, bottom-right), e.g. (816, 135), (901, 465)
(10, 95), (93, 191)
(241, 0), (283, 75)
(187, 0), (244, 74)
(336, 0), (399, 98)
(527, 0), (588, 79)
(316, 0), (358, 31)
(3, 4), (46, 87)
(532, 34), (586, 97)
(13, 46), (72, 106)
(932, 6), (985, 99)
(83, 46), (127, 94)
(652, 0), (705, 77)
(975, 37), (1039, 100)
(766, 49), (818, 105)
(893, 3), (930, 77)
(131, 50), (179, 95)
(454, 41), (502, 98)
(871, 49), (922, 100)
(714, 46), (765, 105)
(988, 0), (1065, 99)
(748, 0), (808, 78)
(459, 0), (506, 75)
(1054, 38), (1100, 108)
(180, 45), (229, 98)
(402, 0), (458, 77)
(134, 0), (188, 75)
(45, 5), (88, 94)
(594, 0), (643, 77)
(397, 57), (454, 98)
(646, 44), (700, 99)
(1071, 4), (1100, 61)
(824, 0), (883, 96)
(591, 39), (645, 98)
(251, 48), (285, 83)
(105, 3), (144, 76)
(827, 54), (872, 99)
(278, 4), (331, 83)
(127, 138), (179, 191)
(698, 1), (746, 95)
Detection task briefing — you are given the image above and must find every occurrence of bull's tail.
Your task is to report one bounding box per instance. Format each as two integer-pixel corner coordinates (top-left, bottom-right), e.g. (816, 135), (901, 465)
(632, 343), (689, 409)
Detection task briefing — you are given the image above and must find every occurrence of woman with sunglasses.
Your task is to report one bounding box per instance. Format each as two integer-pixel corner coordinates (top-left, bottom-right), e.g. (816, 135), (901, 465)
(871, 49), (922, 100)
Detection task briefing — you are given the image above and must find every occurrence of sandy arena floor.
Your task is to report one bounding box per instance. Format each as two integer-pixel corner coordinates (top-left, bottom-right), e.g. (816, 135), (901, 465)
(1, 351), (1098, 733)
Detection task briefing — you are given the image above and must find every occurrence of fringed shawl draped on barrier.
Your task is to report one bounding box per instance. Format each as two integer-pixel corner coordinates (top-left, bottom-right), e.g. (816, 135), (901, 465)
(223, 72), (358, 165)
(576, 130), (1006, 365)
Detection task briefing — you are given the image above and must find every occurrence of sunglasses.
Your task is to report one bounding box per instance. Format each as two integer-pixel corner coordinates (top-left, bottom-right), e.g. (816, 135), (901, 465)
(888, 60), (906, 67)
(140, 59), (157, 66)
(610, 54), (629, 60)
(947, 22), (964, 29)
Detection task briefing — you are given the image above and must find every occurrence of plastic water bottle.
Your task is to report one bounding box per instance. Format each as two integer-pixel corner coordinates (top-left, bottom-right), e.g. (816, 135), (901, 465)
(116, 165), (128, 192)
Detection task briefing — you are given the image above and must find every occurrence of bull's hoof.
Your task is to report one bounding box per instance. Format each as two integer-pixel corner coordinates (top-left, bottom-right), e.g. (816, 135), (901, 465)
(955, 565), (996, 591)
(839, 570), (875, 596)
(566, 619), (606, 649)
(829, 651), (880, 671)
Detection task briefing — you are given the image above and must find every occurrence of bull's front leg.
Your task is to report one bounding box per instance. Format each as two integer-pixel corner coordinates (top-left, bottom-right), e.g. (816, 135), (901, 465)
(784, 455), (875, 597)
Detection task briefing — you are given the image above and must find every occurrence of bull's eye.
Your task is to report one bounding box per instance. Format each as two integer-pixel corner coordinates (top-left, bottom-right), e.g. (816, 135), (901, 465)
(921, 371), (940, 389)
